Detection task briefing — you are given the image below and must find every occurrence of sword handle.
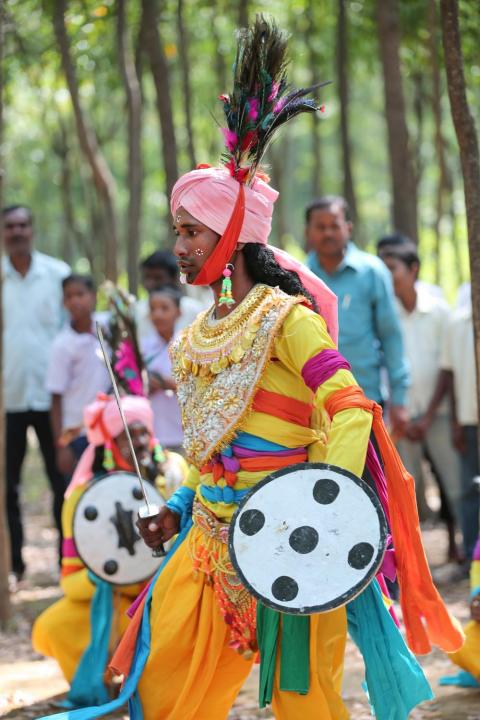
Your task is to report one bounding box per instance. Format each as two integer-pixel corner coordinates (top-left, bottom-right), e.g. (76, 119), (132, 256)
(138, 503), (166, 558)
(152, 545), (166, 558)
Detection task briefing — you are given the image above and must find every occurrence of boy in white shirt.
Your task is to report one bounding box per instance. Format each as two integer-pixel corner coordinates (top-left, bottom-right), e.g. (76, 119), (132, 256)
(46, 275), (110, 478)
(379, 241), (462, 560)
(441, 286), (479, 561)
(141, 286), (184, 452)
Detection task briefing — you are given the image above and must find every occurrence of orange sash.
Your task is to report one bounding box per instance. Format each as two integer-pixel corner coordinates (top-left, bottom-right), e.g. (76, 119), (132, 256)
(325, 385), (464, 655)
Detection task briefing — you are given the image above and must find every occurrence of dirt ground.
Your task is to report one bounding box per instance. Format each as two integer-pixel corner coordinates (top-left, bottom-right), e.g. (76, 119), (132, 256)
(0, 441), (479, 719)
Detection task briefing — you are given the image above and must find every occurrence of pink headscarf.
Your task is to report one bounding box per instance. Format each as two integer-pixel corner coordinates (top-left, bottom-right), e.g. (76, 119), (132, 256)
(171, 166), (338, 343)
(65, 394), (154, 498)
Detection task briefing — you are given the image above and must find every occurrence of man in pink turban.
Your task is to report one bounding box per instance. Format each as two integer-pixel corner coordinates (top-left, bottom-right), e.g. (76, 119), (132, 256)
(41, 17), (460, 720)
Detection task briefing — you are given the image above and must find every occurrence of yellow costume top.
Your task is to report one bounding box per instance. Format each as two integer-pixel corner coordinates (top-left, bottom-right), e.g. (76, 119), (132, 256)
(170, 284), (372, 521)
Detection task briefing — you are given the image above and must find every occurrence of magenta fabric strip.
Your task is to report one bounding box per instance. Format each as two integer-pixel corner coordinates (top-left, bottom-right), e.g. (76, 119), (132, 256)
(366, 441), (391, 525)
(301, 349), (351, 393)
(231, 445), (306, 459)
(62, 537), (79, 558)
(473, 538), (480, 561)
(376, 573), (400, 627)
(127, 582), (151, 619)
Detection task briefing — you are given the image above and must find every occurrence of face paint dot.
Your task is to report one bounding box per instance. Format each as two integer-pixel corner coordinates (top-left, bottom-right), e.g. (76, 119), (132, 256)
(103, 559), (119, 576)
(289, 525), (319, 554)
(132, 487), (143, 501)
(84, 506), (98, 521)
(313, 479), (340, 505)
(239, 509), (265, 536)
(271, 576), (299, 602)
(348, 542), (375, 570)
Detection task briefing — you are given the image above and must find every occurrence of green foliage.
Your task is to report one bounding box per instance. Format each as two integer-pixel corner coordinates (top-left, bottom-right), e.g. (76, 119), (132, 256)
(3, 0), (477, 298)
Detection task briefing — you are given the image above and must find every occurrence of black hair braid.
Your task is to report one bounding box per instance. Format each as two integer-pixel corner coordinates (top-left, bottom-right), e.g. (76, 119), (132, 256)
(243, 244), (318, 313)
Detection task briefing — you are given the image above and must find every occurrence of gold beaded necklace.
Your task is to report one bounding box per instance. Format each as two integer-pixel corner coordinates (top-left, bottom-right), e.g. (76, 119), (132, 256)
(178, 284), (279, 377)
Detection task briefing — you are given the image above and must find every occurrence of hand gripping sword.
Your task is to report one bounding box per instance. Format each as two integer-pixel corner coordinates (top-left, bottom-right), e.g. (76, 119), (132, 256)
(96, 323), (165, 557)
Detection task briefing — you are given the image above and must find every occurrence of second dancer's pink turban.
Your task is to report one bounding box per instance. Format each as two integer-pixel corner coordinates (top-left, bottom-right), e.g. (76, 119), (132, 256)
(65, 394), (154, 497)
(171, 165), (338, 343)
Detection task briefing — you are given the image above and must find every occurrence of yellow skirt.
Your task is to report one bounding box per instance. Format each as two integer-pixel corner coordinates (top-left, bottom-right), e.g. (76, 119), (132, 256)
(138, 524), (349, 720)
(448, 620), (480, 679)
(32, 590), (132, 683)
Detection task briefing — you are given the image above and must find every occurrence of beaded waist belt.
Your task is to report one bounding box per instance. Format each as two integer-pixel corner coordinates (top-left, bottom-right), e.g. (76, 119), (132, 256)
(190, 499), (257, 656)
(192, 498), (230, 544)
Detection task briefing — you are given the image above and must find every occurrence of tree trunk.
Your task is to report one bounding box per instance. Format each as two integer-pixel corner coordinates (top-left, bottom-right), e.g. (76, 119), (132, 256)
(0, 0), (11, 628)
(117, 0), (143, 295)
(428, 1), (445, 285)
(440, 0), (480, 425)
(211, 1), (227, 96)
(52, 0), (118, 280)
(141, 0), (178, 204)
(176, 0), (196, 169)
(337, 0), (358, 225)
(377, 0), (418, 242)
(53, 117), (85, 267)
(238, 0), (249, 28)
(305, 0), (322, 198)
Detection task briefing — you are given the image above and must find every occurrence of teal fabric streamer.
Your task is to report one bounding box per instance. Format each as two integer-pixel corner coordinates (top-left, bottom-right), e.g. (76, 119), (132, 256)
(65, 573), (113, 708)
(439, 670), (480, 688)
(347, 580), (433, 720)
(36, 519), (193, 720)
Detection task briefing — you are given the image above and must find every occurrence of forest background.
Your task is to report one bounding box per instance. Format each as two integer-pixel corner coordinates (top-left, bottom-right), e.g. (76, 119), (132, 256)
(3, 0), (479, 300)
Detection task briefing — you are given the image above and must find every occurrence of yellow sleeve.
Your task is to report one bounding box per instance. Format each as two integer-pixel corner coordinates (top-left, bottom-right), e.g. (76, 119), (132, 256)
(275, 304), (372, 477)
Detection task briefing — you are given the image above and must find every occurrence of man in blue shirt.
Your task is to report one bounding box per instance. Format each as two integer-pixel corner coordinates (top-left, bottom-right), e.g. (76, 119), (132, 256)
(305, 195), (409, 436)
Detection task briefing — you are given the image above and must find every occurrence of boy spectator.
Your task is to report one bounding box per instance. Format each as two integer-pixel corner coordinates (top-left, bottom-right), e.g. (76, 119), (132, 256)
(46, 275), (110, 477)
(379, 241), (462, 555)
(141, 286), (183, 453)
(441, 284), (479, 561)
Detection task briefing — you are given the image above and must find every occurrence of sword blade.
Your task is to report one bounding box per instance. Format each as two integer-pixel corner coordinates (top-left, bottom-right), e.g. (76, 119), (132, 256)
(95, 322), (152, 514)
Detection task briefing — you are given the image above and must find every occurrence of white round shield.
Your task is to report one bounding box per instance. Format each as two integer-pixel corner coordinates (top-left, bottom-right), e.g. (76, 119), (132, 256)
(73, 472), (166, 585)
(229, 463), (388, 614)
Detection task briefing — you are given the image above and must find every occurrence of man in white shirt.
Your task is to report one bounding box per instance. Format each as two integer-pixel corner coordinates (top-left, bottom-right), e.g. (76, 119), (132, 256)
(136, 250), (209, 340)
(2, 205), (70, 578)
(379, 240), (462, 557)
(441, 287), (479, 561)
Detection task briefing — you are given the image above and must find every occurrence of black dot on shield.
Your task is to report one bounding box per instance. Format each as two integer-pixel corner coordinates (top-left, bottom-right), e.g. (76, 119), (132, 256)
(289, 526), (319, 554)
(239, 509), (265, 536)
(103, 559), (119, 576)
(313, 479), (340, 504)
(348, 542), (375, 570)
(132, 487), (143, 501)
(84, 506), (98, 521)
(271, 576), (299, 602)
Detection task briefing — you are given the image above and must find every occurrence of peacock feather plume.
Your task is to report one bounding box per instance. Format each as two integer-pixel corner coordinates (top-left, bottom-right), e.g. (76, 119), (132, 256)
(219, 15), (330, 184)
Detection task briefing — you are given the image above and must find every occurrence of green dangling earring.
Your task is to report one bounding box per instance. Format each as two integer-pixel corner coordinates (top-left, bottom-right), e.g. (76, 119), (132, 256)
(103, 441), (115, 471)
(218, 263), (235, 307)
(153, 442), (166, 465)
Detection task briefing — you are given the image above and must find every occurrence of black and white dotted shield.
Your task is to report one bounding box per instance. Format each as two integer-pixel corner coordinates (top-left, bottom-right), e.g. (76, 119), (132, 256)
(73, 472), (166, 585)
(229, 463), (388, 614)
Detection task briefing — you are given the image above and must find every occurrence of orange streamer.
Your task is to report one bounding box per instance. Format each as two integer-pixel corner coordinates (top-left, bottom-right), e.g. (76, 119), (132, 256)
(252, 388), (313, 427)
(325, 385), (464, 656)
